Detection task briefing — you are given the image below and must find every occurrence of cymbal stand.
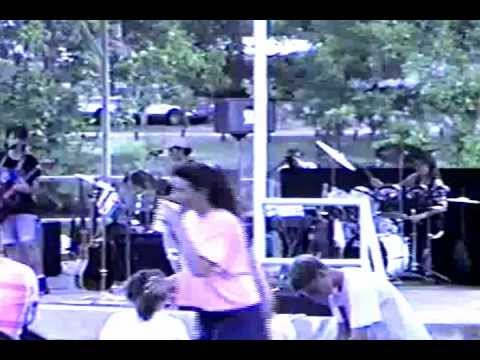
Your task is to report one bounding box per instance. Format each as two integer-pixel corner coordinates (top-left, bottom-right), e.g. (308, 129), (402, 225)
(124, 208), (132, 281)
(80, 183), (121, 304)
(422, 214), (451, 284)
(398, 209), (426, 281)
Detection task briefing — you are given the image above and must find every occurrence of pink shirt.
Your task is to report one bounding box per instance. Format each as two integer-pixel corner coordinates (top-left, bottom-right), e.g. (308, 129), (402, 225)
(176, 209), (261, 312)
(0, 258), (39, 339)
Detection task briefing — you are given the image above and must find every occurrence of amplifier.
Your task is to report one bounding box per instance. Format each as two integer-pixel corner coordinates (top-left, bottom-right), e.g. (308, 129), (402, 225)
(129, 232), (174, 276)
(42, 221), (61, 277)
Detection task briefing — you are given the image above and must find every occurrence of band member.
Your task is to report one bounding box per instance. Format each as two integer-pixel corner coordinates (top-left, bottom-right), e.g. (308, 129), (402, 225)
(0, 126), (47, 294)
(370, 156), (448, 270)
(289, 254), (432, 340)
(278, 148), (318, 171)
(158, 163), (272, 340)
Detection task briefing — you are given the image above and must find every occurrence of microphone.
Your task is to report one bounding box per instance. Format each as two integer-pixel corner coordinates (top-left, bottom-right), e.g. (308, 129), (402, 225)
(149, 149), (164, 157)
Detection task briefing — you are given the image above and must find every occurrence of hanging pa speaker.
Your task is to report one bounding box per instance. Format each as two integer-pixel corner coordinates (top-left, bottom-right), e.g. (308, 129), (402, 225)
(214, 98), (276, 135)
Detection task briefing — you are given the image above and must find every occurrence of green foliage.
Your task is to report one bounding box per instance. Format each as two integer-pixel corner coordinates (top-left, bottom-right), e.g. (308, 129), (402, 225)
(2, 19), (480, 172)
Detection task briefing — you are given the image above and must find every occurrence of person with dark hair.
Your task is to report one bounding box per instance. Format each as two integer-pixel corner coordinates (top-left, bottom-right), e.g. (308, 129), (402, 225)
(370, 156), (449, 273)
(0, 125), (47, 294)
(158, 162), (272, 340)
(278, 148), (317, 171)
(99, 269), (189, 340)
(289, 254), (432, 340)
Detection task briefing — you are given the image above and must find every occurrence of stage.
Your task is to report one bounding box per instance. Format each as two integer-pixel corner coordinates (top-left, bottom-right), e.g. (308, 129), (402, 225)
(30, 272), (480, 340)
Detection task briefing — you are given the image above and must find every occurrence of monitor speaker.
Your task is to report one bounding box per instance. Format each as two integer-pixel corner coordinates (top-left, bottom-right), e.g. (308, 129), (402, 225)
(214, 98), (276, 135)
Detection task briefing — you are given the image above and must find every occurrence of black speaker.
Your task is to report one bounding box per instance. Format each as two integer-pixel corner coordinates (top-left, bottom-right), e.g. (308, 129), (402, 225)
(214, 98), (276, 135)
(42, 221), (61, 277)
(130, 232), (174, 276)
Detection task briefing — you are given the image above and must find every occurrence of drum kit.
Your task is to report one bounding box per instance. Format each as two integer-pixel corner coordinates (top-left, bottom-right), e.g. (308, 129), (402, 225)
(315, 140), (479, 283)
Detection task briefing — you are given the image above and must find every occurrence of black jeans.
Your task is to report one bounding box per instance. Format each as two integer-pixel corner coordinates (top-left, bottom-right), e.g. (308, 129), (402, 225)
(181, 304), (268, 340)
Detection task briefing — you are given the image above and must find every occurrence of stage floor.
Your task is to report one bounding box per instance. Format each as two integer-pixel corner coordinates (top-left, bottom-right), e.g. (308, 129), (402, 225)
(33, 273), (480, 340)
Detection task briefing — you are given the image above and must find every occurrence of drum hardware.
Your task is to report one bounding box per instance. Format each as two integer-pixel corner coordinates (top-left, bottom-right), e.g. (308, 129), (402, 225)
(73, 175), (121, 297)
(447, 196), (480, 205)
(421, 212), (451, 283)
(378, 233), (409, 278)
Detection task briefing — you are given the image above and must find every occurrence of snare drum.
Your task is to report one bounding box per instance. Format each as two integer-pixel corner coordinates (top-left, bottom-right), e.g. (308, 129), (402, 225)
(378, 234), (409, 277)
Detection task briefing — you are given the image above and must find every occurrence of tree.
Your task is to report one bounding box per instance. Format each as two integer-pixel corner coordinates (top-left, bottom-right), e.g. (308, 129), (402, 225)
(271, 20), (480, 166)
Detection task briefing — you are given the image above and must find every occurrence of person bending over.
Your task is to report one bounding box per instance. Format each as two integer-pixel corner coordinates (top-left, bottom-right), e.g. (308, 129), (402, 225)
(99, 269), (189, 340)
(289, 254), (432, 340)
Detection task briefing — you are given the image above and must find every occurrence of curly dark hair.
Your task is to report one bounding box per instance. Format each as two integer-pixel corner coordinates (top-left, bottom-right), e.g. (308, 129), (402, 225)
(415, 156), (441, 180)
(173, 162), (239, 216)
(126, 269), (168, 321)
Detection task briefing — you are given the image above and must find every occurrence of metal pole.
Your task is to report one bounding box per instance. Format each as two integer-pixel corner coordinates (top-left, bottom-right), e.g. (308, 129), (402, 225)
(101, 20), (112, 178)
(253, 20), (268, 260)
(100, 20), (110, 292)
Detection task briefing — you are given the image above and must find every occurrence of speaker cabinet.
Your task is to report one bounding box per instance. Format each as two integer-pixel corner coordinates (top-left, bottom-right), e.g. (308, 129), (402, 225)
(42, 221), (61, 277)
(130, 232), (174, 276)
(214, 98), (276, 135)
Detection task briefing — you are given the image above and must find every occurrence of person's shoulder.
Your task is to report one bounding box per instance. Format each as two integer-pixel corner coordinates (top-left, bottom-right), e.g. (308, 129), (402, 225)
(1, 258), (35, 276)
(211, 209), (241, 225)
(151, 312), (190, 339)
(103, 308), (138, 330)
(0, 258), (37, 288)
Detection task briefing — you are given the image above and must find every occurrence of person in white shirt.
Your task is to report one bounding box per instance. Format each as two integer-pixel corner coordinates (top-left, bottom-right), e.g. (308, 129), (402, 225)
(289, 254), (432, 340)
(0, 256), (39, 339)
(99, 269), (189, 340)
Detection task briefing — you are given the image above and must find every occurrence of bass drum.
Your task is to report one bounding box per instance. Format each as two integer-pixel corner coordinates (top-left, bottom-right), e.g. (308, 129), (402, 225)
(378, 234), (409, 277)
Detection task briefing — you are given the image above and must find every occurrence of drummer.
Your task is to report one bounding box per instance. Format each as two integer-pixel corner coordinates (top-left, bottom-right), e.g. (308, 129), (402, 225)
(369, 156), (448, 219)
(370, 156), (448, 273)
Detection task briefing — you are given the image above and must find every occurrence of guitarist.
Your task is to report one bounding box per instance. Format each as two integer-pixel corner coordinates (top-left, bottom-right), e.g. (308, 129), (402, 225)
(0, 126), (47, 294)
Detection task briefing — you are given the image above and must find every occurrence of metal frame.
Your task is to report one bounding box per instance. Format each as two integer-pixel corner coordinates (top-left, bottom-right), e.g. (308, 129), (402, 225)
(251, 20), (385, 277)
(260, 197), (386, 276)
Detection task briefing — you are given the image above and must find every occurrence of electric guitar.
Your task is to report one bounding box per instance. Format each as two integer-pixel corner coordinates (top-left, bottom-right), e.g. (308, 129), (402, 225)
(0, 164), (41, 223)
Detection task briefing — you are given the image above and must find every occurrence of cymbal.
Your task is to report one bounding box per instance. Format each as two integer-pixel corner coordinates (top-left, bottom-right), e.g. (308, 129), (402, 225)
(447, 197), (480, 205)
(315, 140), (356, 171)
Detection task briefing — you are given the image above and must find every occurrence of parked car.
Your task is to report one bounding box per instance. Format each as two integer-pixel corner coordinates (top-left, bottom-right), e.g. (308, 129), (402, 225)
(134, 103), (184, 126)
(134, 102), (214, 126)
(79, 96), (214, 127)
(78, 96), (124, 125)
(185, 103), (215, 125)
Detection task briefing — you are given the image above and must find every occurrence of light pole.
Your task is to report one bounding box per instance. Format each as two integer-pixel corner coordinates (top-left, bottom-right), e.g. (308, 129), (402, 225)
(99, 20), (111, 292)
(101, 20), (112, 178)
(253, 20), (268, 260)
